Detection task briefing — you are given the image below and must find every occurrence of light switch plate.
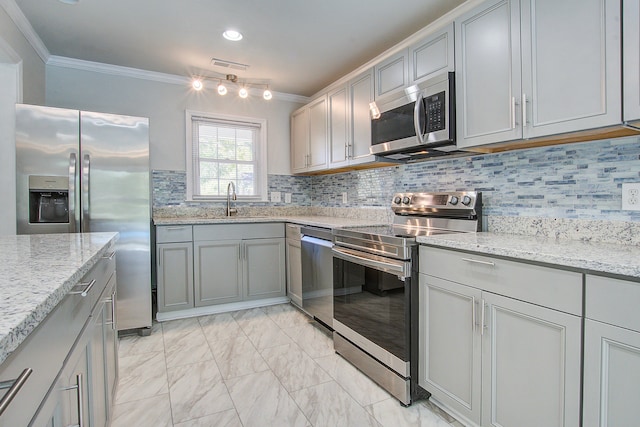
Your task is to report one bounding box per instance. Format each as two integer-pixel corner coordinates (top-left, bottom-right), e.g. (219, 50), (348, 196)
(284, 193), (292, 203)
(271, 191), (281, 203)
(622, 183), (640, 211)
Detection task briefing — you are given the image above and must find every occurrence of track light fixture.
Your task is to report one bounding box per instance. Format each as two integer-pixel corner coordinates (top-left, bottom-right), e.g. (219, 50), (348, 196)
(190, 74), (273, 100)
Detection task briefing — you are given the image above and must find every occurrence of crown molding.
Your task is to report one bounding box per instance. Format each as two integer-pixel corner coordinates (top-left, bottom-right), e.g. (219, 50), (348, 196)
(0, 0), (49, 63)
(47, 55), (310, 104)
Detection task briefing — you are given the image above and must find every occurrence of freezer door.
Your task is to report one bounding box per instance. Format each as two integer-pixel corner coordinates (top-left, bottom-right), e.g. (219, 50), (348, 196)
(16, 105), (80, 234)
(80, 111), (151, 331)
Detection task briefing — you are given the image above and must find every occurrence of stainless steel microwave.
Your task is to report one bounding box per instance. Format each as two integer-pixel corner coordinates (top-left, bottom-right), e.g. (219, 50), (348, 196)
(370, 72), (458, 161)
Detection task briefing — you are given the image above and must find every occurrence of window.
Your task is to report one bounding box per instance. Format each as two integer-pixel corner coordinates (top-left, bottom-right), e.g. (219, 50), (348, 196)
(186, 110), (267, 201)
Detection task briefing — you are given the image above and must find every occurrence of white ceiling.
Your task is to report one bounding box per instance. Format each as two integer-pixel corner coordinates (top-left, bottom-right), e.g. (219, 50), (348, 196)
(13, 0), (466, 97)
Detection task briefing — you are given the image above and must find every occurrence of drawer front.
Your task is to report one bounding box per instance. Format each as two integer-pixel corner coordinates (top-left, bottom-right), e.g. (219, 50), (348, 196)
(285, 223), (301, 240)
(420, 246), (582, 315)
(156, 225), (193, 243)
(586, 274), (640, 332)
(194, 223), (285, 241)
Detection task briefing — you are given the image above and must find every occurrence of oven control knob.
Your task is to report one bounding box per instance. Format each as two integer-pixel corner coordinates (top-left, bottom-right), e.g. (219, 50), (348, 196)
(402, 196), (411, 204)
(449, 196), (459, 205)
(462, 195), (472, 206)
(394, 196), (402, 204)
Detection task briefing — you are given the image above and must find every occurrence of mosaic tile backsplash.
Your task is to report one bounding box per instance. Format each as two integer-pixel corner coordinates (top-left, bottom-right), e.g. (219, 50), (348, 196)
(153, 135), (640, 223)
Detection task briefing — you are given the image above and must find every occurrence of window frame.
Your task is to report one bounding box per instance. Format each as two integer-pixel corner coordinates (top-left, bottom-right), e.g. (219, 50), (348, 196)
(185, 110), (268, 202)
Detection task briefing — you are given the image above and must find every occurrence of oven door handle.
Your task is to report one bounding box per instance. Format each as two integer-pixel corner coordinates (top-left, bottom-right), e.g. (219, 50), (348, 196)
(332, 246), (410, 278)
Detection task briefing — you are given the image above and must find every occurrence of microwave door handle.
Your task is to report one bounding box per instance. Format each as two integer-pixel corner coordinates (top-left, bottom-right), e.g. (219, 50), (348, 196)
(414, 92), (426, 143)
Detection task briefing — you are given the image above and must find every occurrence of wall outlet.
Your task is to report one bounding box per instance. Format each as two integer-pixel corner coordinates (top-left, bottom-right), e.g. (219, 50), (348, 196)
(342, 192), (348, 204)
(270, 191), (281, 203)
(622, 183), (640, 211)
(284, 193), (292, 203)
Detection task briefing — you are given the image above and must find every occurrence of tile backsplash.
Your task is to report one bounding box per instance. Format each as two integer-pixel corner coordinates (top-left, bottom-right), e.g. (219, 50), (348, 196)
(153, 135), (640, 223)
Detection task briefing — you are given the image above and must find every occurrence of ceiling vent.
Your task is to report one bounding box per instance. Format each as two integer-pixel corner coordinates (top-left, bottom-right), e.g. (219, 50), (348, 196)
(210, 58), (250, 71)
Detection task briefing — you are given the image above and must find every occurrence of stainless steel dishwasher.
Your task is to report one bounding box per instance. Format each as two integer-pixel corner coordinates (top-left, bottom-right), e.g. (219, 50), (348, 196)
(300, 226), (334, 329)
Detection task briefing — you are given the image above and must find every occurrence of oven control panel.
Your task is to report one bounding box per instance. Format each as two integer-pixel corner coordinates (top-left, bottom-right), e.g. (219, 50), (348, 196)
(391, 191), (481, 215)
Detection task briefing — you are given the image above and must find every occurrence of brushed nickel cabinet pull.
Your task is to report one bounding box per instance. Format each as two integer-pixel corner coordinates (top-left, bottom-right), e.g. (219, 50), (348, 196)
(462, 257), (495, 267)
(0, 368), (33, 416)
(70, 279), (97, 297)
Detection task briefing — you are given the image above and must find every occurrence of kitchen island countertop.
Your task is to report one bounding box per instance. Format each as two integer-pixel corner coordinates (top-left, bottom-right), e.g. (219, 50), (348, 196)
(0, 232), (118, 365)
(418, 232), (640, 279)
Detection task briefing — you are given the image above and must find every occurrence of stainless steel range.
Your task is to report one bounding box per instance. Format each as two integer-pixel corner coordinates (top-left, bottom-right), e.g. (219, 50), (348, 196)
(332, 191), (482, 405)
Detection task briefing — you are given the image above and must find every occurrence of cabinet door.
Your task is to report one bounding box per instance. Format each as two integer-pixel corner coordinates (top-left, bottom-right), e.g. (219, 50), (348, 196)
(455, 0), (523, 148)
(520, 0), (620, 138)
(624, 0), (640, 124)
(418, 274), (482, 426)
(408, 23), (455, 85)
(286, 237), (303, 307)
(157, 242), (194, 312)
(245, 238), (286, 300)
(61, 342), (91, 427)
(348, 68), (375, 165)
(291, 107), (309, 173)
(328, 85), (349, 168)
(482, 292), (581, 427)
(90, 301), (108, 427)
(104, 275), (118, 414)
(194, 240), (242, 306)
(308, 96), (328, 171)
(375, 49), (409, 99)
(583, 319), (640, 427)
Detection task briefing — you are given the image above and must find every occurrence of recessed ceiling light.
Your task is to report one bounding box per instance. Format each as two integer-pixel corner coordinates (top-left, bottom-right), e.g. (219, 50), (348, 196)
(58, 0), (80, 4)
(223, 30), (243, 41)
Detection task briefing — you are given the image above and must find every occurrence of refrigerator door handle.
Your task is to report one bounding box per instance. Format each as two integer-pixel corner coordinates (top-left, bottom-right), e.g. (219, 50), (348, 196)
(68, 153), (77, 232)
(82, 154), (91, 232)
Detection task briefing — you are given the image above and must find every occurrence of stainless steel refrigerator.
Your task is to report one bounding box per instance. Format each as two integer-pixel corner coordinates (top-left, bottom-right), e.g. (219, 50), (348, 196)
(15, 104), (152, 333)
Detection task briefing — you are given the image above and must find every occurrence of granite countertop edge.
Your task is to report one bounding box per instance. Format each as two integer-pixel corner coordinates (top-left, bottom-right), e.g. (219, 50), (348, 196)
(417, 232), (640, 279)
(0, 232), (119, 365)
(153, 215), (387, 229)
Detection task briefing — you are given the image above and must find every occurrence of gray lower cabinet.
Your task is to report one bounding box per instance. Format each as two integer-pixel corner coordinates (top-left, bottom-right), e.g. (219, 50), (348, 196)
(194, 234), (286, 307)
(285, 224), (303, 308)
(583, 274), (640, 426)
(156, 225), (194, 312)
(418, 246), (582, 427)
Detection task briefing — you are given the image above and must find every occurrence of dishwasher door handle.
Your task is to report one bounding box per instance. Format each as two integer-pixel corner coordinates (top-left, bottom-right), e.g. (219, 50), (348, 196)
(301, 235), (333, 249)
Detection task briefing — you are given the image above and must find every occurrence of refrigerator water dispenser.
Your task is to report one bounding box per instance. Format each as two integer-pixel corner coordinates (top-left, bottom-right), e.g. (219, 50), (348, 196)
(28, 176), (69, 224)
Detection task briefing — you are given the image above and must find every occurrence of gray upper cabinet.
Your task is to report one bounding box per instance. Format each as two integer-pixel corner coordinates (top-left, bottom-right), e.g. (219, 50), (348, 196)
(291, 96), (328, 173)
(328, 68), (376, 169)
(456, 0), (621, 149)
(408, 23), (455, 85)
(374, 50), (409, 99)
(624, 0), (640, 126)
(455, 0), (522, 148)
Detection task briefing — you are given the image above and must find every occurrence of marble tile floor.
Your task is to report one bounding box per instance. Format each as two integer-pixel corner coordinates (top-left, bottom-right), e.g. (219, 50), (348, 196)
(112, 303), (464, 427)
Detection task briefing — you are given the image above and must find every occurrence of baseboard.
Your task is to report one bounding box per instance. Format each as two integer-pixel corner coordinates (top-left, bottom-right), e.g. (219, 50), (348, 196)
(155, 297), (291, 322)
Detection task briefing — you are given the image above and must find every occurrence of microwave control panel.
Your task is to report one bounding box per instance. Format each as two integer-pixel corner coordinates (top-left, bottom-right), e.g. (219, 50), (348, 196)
(425, 91), (446, 133)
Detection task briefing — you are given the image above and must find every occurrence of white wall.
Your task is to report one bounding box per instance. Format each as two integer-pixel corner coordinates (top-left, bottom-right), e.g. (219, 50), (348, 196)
(45, 66), (304, 174)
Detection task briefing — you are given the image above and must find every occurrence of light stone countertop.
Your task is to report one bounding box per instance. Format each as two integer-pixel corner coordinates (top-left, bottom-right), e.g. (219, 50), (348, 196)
(153, 215), (387, 229)
(417, 232), (640, 279)
(0, 232), (118, 365)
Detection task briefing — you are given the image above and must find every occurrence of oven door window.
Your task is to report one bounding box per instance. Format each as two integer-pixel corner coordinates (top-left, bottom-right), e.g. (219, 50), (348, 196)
(333, 256), (408, 361)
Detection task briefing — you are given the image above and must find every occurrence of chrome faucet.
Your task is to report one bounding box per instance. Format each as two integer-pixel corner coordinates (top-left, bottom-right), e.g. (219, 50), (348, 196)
(226, 182), (237, 216)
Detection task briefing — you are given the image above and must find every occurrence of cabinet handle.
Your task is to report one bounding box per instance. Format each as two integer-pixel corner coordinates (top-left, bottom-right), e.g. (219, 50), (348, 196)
(522, 93), (527, 128)
(461, 257), (495, 267)
(472, 296), (477, 332)
(0, 368), (33, 416)
(105, 291), (117, 330)
(165, 226), (186, 231)
(511, 96), (516, 129)
(70, 279), (97, 297)
(62, 373), (85, 427)
(481, 300), (486, 336)
(101, 251), (116, 260)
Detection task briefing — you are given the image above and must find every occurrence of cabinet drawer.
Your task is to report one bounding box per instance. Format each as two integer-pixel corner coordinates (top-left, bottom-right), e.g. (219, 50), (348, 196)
(419, 246), (582, 315)
(194, 223), (284, 241)
(156, 225), (193, 243)
(586, 275), (640, 332)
